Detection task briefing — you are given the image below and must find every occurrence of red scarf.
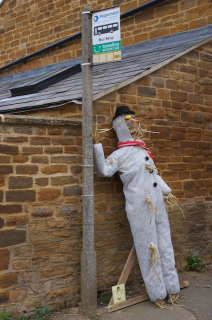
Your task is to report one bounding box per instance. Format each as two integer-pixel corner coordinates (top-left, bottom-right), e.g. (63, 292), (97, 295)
(118, 139), (154, 159)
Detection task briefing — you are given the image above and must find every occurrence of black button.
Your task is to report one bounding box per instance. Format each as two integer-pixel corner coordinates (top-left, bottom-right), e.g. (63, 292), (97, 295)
(145, 156), (149, 161)
(150, 170), (153, 173)
(153, 183), (157, 187)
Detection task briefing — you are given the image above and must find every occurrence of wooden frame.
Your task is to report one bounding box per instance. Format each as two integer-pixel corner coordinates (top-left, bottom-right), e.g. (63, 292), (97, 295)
(106, 246), (189, 313)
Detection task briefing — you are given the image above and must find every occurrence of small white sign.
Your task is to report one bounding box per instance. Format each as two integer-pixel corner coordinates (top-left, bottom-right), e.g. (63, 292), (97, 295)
(92, 6), (121, 64)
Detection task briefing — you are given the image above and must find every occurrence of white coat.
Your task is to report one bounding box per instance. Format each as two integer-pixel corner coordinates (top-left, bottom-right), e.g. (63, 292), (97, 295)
(93, 115), (180, 302)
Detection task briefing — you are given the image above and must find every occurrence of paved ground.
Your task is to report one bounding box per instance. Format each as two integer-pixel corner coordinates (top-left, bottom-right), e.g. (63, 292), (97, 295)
(52, 266), (212, 320)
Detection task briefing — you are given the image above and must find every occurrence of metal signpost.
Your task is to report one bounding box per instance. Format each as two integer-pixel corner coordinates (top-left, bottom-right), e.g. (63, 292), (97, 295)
(81, 5), (121, 311)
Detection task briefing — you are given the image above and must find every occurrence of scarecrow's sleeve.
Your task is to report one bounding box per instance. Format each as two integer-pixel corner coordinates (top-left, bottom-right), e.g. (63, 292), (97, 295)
(93, 143), (119, 177)
(155, 174), (171, 195)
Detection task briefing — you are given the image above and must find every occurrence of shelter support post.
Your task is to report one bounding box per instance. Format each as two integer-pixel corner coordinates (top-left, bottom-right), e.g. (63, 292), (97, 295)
(81, 5), (97, 311)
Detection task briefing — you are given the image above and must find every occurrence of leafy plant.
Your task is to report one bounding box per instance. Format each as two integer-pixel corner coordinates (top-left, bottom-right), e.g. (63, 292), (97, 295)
(187, 254), (203, 272)
(99, 291), (112, 304)
(30, 305), (51, 320)
(17, 316), (28, 320)
(0, 309), (12, 320)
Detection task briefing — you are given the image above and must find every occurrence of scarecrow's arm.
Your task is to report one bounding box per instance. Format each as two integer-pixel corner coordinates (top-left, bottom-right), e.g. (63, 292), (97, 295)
(155, 174), (171, 195)
(93, 143), (119, 177)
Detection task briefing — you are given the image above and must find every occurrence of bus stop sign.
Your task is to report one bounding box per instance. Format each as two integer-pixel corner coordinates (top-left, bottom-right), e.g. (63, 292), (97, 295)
(92, 6), (121, 64)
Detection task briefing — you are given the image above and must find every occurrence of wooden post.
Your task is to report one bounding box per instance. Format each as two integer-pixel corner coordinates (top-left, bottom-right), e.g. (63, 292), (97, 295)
(81, 5), (97, 311)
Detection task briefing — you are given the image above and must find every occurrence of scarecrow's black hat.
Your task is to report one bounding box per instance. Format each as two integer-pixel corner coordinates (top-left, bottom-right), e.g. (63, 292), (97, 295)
(113, 106), (135, 121)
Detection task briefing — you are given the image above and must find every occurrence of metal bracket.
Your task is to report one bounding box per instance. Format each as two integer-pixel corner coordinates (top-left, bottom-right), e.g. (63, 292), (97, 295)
(81, 11), (91, 15)
(81, 63), (92, 66)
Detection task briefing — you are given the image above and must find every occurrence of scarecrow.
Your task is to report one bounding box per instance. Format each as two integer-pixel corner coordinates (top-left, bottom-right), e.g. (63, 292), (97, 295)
(93, 106), (180, 308)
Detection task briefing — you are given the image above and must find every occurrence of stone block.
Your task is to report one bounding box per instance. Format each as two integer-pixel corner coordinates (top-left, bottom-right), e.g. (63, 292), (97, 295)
(0, 273), (18, 288)
(22, 147), (43, 155)
(38, 188), (61, 201)
(9, 176), (33, 189)
(3, 137), (28, 143)
(16, 165), (38, 174)
(137, 86), (156, 97)
(41, 165), (67, 174)
(0, 204), (22, 214)
(31, 156), (49, 163)
(10, 288), (27, 302)
(0, 217), (4, 228)
(12, 259), (30, 270)
(44, 147), (63, 154)
(6, 190), (36, 202)
(13, 155), (29, 163)
(35, 178), (48, 186)
(170, 90), (188, 102)
(0, 249), (10, 271)
(0, 165), (13, 174)
(32, 206), (53, 218)
(63, 185), (82, 196)
(6, 215), (29, 227)
(51, 175), (77, 186)
(0, 229), (26, 247)
(0, 144), (19, 155)
(14, 126), (32, 135)
(51, 138), (74, 145)
(0, 290), (9, 303)
(30, 137), (50, 145)
(51, 156), (77, 163)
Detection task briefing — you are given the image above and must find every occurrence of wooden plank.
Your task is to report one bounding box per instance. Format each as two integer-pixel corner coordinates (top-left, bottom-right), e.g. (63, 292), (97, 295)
(108, 246), (136, 307)
(106, 293), (149, 313)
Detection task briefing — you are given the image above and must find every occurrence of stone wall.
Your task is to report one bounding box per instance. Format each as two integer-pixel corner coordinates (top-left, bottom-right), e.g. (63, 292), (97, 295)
(0, 116), (83, 315)
(92, 42), (212, 272)
(0, 43), (212, 315)
(1, 0), (212, 74)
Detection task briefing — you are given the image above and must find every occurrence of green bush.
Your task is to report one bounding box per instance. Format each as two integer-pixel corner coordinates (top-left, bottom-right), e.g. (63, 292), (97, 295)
(187, 254), (203, 272)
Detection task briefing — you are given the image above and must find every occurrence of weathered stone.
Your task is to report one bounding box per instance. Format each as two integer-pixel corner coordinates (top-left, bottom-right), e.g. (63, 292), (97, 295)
(10, 288), (27, 302)
(22, 146), (43, 155)
(51, 176), (77, 186)
(137, 86), (156, 97)
(0, 144), (19, 155)
(6, 190), (36, 202)
(0, 165), (13, 174)
(12, 259), (30, 270)
(0, 290), (9, 303)
(41, 165), (67, 174)
(0, 156), (10, 163)
(63, 185), (82, 196)
(32, 207), (53, 218)
(0, 204), (22, 214)
(14, 126), (32, 135)
(0, 217), (4, 228)
(31, 156), (49, 163)
(0, 190), (3, 202)
(51, 156), (77, 163)
(44, 147), (63, 154)
(40, 266), (66, 278)
(48, 127), (62, 135)
(48, 287), (69, 301)
(16, 165), (38, 174)
(30, 137), (50, 145)
(3, 136), (28, 143)
(14, 246), (31, 257)
(0, 229), (26, 247)
(6, 215), (29, 226)
(51, 138), (74, 145)
(0, 273), (18, 288)
(38, 188), (61, 201)
(13, 155), (29, 163)
(0, 249), (10, 270)
(9, 176), (33, 189)
(35, 177), (48, 186)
